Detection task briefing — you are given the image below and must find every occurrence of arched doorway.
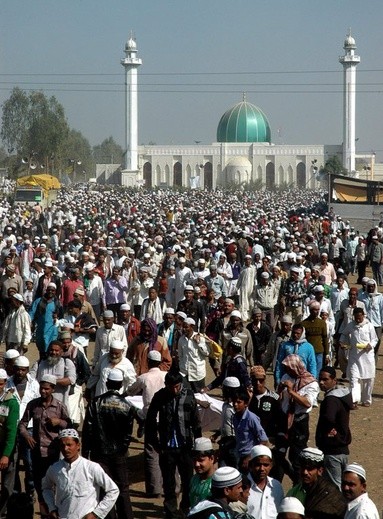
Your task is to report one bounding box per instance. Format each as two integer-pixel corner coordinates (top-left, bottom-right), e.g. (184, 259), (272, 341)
(297, 162), (306, 188)
(143, 162), (152, 188)
(266, 162), (275, 190)
(204, 162), (213, 190)
(174, 162), (182, 187)
(278, 165), (284, 186)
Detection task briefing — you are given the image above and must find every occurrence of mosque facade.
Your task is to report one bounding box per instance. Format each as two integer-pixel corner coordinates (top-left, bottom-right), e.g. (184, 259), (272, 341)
(102, 36), (353, 190)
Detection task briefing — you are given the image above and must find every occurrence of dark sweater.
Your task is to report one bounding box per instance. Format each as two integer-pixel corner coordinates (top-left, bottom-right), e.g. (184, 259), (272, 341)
(316, 386), (352, 455)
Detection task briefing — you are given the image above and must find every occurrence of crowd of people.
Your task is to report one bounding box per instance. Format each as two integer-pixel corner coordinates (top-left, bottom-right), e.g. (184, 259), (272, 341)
(0, 184), (380, 518)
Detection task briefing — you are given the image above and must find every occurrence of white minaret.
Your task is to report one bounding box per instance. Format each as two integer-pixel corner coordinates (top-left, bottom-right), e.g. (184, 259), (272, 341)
(339, 31), (360, 173)
(121, 35), (142, 172)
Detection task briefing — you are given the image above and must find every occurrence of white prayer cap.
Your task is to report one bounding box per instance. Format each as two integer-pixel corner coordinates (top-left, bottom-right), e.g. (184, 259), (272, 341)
(176, 311), (187, 320)
(110, 340), (124, 350)
(250, 445), (272, 460)
(164, 307), (175, 315)
(278, 497), (305, 516)
(120, 304), (131, 311)
(4, 349), (20, 360)
(107, 368), (124, 382)
(184, 285), (194, 291)
(41, 374), (57, 385)
(212, 467), (242, 488)
(230, 310), (242, 319)
(148, 350), (161, 362)
(14, 356), (30, 368)
(223, 377), (240, 388)
(344, 463), (366, 481)
(193, 437), (214, 453)
(0, 369), (7, 380)
(59, 428), (80, 440)
(184, 317), (196, 326)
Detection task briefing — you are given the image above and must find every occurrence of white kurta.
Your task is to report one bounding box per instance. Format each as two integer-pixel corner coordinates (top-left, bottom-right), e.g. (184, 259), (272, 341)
(174, 266), (193, 306)
(236, 265), (257, 321)
(42, 456), (119, 519)
(340, 320), (377, 379)
(344, 492), (380, 519)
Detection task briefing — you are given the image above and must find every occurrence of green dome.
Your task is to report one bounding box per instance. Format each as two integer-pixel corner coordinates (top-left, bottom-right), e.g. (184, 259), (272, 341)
(217, 100), (271, 143)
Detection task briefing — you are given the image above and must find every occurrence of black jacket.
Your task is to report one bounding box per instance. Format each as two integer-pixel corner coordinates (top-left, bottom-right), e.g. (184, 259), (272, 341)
(82, 390), (134, 458)
(146, 384), (201, 450)
(316, 386), (352, 455)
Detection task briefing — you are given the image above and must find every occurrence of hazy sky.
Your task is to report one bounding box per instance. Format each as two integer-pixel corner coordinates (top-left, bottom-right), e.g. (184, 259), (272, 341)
(1, 0), (382, 161)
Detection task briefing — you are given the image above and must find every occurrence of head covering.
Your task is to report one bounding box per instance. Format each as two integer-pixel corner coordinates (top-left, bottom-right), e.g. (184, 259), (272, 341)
(250, 445), (272, 460)
(103, 310), (114, 318)
(280, 315), (293, 324)
(164, 307), (175, 315)
(278, 497), (305, 516)
(344, 463), (366, 481)
(110, 340), (124, 351)
(47, 282), (57, 290)
(12, 293), (24, 302)
(300, 448), (324, 465)
(184, 317), (196, 326)
(222, 377), (240, 388)
(59, 331), (72, 340)
(282, 354), (316, 391)
(4, 349), (20, 360)
(193, 437), (214, 453)
(230, 310), (242, 319)
(140, 318), (158, 350)
(250, 365), (266, 379)
(14, 356), (30, 368)
(212, 467), (242, 488)
(40, 374), (57, 386)
(0, 369), (7, 380)
(148, 350), (161, 362)
(107, 368), (124, 382)
(184, 284), (194, 291)
(120, 303), (131, 311)
(228, 337), (242, 351)
(59, 429), (80, 440)
(74, 287), (85, 295)
(176, 311), (187, 320)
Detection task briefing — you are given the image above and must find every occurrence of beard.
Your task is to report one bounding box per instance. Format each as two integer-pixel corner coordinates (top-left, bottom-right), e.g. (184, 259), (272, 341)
(109, 355), (122, 365)
(47, 356), (61, 366)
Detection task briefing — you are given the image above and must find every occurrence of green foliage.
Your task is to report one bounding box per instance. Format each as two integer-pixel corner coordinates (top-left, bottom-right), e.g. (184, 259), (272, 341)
(93, 136), (123, 165)
(321, 155), (348, 176)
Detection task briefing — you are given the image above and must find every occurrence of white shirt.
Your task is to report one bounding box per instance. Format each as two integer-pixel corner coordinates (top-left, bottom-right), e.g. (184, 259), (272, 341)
(42, 456), (119, 519)
(87, 354), (136, 397)
(344, 492), (379, 519)
(178, 332), (210, 382)
(127, 367), (166, 418)
(6, 374), (40, 425)
(93, 324), (128, 366)
(247, 475), (284, 519)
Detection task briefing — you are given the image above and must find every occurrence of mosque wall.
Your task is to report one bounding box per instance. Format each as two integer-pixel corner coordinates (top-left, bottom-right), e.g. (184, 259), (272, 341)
(129, 143), (341, 190)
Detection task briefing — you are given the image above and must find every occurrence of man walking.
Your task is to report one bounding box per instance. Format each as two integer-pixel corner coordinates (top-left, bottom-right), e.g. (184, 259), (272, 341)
(316, 366), (353, 489)
(146, 370), (202, 519)
(83, 369), (135, 519)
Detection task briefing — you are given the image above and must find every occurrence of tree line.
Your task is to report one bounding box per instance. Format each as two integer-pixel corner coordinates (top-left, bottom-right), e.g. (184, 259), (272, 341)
(0, 87), (124, 181)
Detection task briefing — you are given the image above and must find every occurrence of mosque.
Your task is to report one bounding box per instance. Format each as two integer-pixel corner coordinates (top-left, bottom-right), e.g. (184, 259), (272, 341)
(97, 34), (364, 190)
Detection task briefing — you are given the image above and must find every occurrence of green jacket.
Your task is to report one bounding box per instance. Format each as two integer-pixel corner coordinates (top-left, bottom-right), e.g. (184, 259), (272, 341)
(0, 392), (19, 457)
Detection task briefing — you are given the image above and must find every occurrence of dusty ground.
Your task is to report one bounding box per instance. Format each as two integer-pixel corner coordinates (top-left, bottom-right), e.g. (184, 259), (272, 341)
(16, 269), (383, 517)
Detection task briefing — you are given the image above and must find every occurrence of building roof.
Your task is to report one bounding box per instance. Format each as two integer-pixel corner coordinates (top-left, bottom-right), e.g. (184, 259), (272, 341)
(217, 100), (271, 143)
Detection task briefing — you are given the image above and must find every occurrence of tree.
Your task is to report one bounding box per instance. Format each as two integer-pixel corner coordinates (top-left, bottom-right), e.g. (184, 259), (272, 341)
(58, 129), (95, 182)
(0, 87), (29, 154)
(321, 155), (348, 176)
(1, 87), (69, 177)
(93, 136), (123, 165)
